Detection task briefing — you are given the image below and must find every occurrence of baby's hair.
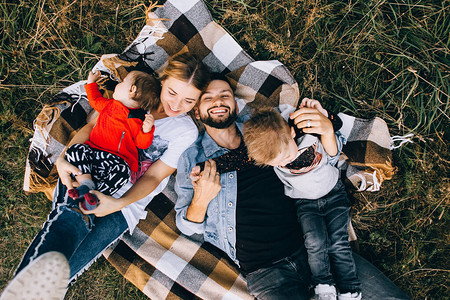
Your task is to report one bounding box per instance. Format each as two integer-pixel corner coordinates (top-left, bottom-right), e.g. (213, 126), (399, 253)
(243, 107), (292, 165)
(127, 70), (161, 111)
(159, 53), (210, 92)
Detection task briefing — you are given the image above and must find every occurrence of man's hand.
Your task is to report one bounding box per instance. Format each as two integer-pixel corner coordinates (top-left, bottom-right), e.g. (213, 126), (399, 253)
(81, 190), (125, 217)
(142, 114), (155, 133)
(55, 157), (82, 190)
(87, 70), (102, 84)
(299, 98), (328, 117)
(192, 160), (221, 202)
(186, 159), (221, 223)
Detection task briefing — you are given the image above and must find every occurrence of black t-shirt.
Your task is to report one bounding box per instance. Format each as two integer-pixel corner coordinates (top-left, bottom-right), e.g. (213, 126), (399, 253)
(236, 164), (302, 274)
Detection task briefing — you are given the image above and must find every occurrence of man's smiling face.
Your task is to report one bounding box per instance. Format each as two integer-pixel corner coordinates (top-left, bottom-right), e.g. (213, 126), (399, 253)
(196, 79), (237, 129)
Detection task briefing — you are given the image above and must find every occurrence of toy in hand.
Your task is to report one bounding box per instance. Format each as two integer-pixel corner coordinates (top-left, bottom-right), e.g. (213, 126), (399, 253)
(68, 186), (99, 211)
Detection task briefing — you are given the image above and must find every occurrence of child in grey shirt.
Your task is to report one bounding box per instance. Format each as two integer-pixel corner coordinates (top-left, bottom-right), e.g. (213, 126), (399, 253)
(243, 99), (361, 300)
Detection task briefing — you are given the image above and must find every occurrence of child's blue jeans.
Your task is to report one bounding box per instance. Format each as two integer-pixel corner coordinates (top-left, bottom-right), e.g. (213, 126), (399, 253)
(295, 179), (361, 293)
(15, 180), (128, 283)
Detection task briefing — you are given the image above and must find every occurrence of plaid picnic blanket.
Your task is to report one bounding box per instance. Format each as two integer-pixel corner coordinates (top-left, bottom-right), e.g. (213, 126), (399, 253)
(104, 187), (252, 300)
(22, 0), (400, 298)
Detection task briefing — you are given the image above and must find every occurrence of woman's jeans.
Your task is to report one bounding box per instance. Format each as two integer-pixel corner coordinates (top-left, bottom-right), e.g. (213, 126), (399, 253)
(15, 180), (128, 282)
(296, 180), (360, 293)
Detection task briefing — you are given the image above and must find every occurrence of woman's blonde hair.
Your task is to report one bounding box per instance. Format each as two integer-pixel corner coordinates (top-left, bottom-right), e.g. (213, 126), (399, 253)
(243, 107), (293, 165)
(159, 53), (210, 91)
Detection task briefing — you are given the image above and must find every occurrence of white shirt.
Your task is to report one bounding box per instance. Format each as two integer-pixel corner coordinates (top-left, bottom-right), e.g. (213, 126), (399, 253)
(115, 113), (198, 233)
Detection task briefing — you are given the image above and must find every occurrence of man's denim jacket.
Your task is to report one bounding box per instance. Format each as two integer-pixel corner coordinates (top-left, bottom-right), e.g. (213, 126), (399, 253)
(174, 104), (345, 267)
(174, 121), (245, 266)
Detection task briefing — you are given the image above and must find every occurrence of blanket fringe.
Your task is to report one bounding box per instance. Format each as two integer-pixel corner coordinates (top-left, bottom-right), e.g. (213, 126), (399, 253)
(26, 168), (57, 200)
(101, 56), (138, 82)
(146, 2), (169, 23)
(390, 133), (414, 149)
(355, 160), (397, 192)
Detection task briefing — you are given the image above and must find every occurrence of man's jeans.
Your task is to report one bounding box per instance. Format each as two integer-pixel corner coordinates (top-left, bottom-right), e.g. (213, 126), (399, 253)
(246, 247), (311, 300)
(15, 180), (128, 282)
(245, 248), (411, 299)
(296, 180), (360, 293)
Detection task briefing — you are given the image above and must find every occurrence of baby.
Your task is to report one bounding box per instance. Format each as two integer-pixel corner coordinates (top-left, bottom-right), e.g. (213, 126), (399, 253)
(64, 70), (160, 210)
(243, 99), (361, 300)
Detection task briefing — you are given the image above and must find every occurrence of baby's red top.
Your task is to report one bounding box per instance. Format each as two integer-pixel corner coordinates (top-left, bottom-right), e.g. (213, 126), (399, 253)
(84, 82), (154, 172)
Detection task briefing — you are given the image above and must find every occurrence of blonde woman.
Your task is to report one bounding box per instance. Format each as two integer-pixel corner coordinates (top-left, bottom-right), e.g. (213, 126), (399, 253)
(1, 53), (210, 300)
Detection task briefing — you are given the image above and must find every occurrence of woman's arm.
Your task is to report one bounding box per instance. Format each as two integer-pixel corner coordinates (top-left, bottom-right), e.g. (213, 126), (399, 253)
(55, 112), (98, 189)
(87, 159), (176, 217)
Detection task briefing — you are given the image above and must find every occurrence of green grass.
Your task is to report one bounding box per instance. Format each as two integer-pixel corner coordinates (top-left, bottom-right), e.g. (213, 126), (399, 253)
(1, 0), (448, 299)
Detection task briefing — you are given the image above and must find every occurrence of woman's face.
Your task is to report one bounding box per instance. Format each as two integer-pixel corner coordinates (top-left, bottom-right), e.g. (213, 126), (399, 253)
(160, 77), (202, 117)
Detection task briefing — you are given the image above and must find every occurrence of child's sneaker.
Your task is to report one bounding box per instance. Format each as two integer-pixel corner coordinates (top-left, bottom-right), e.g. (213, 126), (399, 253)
(67, 185), (91, 200)
(81, 192), (99, 210)
(68, 188), (80, 199)
(0, 251), (69, 300)
(314, 284), (337, 300)
(338, 291), (362, 300)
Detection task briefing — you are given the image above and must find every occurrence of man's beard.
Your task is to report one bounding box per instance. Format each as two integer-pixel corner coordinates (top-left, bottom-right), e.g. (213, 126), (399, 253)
(200, 106), (237, 129)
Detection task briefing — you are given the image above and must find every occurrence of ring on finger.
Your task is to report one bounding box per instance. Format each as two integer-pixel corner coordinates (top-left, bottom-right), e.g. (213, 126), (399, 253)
(307, 120), (311, 128)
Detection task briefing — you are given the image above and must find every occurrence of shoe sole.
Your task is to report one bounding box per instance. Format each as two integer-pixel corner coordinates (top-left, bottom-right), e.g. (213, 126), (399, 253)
(0, 252), (69, 300)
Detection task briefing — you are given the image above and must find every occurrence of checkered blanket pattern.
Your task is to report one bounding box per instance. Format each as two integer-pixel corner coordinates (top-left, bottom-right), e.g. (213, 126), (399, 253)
(22, 0), (397, 298)
(23, 81), (94, 199)
(110, 0), (299, 110)
(104, 191), (252, 300)
(338, 113), (396, 192)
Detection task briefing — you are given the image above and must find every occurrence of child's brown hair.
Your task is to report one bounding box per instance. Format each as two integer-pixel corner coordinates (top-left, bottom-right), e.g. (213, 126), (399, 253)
(128, 70), (161, 111)
(243, 107), (293, 165)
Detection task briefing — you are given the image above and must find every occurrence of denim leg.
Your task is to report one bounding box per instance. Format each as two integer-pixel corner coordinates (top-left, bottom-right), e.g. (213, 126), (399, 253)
(323, 181), (360, 293)
(15, 181), (91, 276)
(68, 209), (128, 280)
(296, 200), (334, 286)
(245, 247), (311, 300)
(15, 180), (128, 283)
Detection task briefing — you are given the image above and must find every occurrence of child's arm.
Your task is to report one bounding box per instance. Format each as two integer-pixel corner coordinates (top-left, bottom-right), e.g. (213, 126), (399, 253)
(320, 129), (338, 157)
(87, 70), (101, 84)
(142, 114), (155, 134)
(134, 114), (155, 149)
(85, 71), (110, 112)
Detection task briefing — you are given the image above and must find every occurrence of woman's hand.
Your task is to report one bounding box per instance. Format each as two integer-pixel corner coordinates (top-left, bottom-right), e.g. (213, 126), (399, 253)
(189, 165), (202, 187)
(290, 106), (334, 136)
(55, 156), (82, 190)
(290, 104), (338, 156)
(81, 190), (125, 217)
(299, 98), (328, 117)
